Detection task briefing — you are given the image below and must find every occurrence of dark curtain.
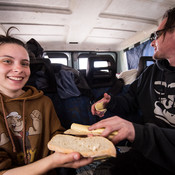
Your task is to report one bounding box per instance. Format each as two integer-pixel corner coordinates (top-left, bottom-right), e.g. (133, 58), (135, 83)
(126, 40), (154, 70)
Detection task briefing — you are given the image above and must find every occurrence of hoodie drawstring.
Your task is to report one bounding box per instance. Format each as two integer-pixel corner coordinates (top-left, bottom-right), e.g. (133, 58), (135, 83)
(22, 99), (28, 164)
(159, 70), (164, 102)
(0, 94), (28, 164)
(0, 94), (16, 153)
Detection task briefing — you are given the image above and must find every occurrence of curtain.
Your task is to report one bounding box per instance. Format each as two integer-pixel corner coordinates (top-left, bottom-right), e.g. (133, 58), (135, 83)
(126, 40), (154, 70)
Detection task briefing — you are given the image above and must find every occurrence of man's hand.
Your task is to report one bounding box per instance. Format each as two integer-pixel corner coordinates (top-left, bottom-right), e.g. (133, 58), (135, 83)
(89, 116), (135, 144)
(91, 93), (111, 117)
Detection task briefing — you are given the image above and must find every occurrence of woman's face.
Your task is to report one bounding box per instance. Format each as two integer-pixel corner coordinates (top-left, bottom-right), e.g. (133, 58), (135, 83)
(0, 43), (30, 97)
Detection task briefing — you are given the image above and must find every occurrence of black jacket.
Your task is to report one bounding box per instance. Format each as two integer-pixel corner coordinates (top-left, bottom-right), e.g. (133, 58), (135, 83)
(107, 59), (175, 173)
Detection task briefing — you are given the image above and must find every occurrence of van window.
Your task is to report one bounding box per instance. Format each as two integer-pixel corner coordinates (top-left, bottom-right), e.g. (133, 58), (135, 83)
(94, 61), (108, 68)
(79, 57), (88, 69)
(146, 60), (154, 66)
(79, 58), (109, 70)
(49, 58), (67, 65)
(44, 51), (69, 66)
(77, 52), (117, 70)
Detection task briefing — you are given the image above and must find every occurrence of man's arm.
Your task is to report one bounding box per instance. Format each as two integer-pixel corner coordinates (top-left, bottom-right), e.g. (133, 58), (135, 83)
(132, 123), (175, 172)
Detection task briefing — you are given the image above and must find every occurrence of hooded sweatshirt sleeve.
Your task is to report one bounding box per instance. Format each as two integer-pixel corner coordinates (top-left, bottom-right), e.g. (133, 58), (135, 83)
(107, 65), (155, 116)
(107, 79), (139, 115)
(132, 123), (175, 172)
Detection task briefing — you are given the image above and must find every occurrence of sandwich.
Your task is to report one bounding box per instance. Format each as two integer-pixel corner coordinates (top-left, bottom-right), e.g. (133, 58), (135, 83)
(47, 123), (118, 158)
(47, 134), (116, 158)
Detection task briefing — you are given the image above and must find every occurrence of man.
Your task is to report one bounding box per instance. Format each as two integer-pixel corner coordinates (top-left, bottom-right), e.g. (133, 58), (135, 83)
(90, 7), (175, 175)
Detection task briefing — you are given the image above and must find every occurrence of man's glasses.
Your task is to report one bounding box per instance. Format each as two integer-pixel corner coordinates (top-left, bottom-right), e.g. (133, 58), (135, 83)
(150, 26), (175, 42)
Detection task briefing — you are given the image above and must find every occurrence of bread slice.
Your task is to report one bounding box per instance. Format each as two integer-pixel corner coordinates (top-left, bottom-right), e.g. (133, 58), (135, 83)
(64, 123), (118, 139)
(48, 134), (116, 158)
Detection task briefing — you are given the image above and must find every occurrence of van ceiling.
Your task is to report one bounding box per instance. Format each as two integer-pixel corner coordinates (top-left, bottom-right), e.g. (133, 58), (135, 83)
(0, 0), (174, 51)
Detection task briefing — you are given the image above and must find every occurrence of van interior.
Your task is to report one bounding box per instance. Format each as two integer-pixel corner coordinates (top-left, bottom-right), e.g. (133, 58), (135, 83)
(0, 1), (175, 173)
(0, 0), (174, 156)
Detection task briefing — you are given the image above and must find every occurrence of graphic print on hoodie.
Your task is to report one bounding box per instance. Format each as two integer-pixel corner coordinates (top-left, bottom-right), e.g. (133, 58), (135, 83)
(154, 81), (175, 127)
(3, 110), (42, 164)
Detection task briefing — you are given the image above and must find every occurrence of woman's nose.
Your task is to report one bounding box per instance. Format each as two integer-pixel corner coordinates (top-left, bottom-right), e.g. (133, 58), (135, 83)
(12, 63), (23, 73)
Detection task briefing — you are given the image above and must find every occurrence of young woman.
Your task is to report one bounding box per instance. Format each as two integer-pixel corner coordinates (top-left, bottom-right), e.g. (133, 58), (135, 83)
(0, 29), (92, 175)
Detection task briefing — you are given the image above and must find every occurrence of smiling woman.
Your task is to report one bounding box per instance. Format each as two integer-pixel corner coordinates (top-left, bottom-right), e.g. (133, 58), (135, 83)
(0, 30), (93, 175)
(0, 29), (30, 98)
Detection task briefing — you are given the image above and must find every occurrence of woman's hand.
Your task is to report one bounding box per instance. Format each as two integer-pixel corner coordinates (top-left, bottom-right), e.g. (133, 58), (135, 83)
(51, 152), (93, 169)
(4, 152), (93, 175)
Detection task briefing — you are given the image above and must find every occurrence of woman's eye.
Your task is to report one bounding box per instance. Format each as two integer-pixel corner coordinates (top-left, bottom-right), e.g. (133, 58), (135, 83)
(2, 59), (12, 64)
(21, 62), (30, 67)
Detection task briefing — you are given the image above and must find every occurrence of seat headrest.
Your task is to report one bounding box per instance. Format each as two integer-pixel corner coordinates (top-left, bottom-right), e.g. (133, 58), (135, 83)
(86, 55), (117, 88)
(136, 56), (155, 77)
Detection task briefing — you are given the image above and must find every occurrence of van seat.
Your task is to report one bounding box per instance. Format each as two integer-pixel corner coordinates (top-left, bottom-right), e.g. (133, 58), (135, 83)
(136, 56), (155, 77)
(86, 55), (117, 88)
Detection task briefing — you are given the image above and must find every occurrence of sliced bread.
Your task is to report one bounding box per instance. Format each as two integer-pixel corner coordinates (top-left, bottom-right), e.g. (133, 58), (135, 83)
(48, 134), (116, 158)
(64, 123), (118, 139)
